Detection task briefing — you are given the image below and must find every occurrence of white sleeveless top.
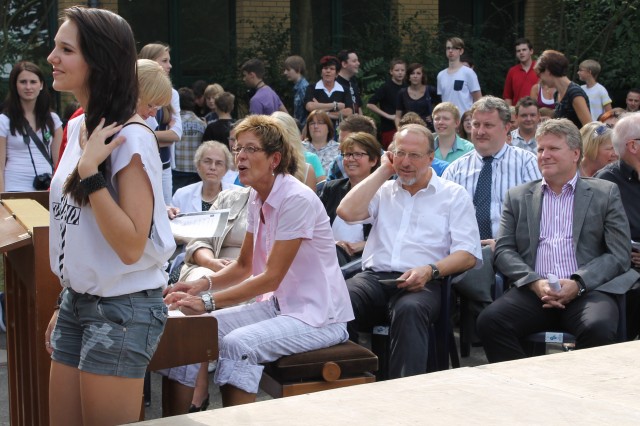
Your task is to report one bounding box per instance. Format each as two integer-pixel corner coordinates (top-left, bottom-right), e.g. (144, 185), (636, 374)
(49, 115), (175, 296)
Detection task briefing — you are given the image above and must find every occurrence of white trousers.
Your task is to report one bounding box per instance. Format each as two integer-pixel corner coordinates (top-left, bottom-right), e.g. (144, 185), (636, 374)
(214, 297), (348, 394)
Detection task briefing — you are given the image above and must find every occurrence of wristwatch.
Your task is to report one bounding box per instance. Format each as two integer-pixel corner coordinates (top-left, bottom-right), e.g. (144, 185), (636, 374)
(201, 293), (216, 312)
(575, 279), (587, 297)
(428, 264), (440, 280)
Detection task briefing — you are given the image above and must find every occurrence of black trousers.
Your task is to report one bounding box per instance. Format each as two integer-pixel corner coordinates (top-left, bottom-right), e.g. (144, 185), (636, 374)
(347, 270), (441, 379)
(477, 285), (618, 363)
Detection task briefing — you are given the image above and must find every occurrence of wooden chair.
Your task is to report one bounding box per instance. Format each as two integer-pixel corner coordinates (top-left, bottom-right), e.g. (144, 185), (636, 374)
(259, 259), (378, 398)
(140, 315), (218, 420)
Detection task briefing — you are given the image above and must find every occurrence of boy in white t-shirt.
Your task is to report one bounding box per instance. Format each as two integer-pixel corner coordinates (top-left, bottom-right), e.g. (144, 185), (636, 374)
(437, 37), (482, 114)
(578, 59), (612, 121)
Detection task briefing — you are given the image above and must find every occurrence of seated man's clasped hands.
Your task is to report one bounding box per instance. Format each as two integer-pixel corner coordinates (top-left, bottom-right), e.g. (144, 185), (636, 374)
(337, 124), (482, 378)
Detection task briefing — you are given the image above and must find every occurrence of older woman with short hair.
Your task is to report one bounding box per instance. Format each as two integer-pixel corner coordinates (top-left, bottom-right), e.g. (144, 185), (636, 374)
(166, 115), (353, 407)
(170, 141), (239, 215)
(579, 122), (618, 177)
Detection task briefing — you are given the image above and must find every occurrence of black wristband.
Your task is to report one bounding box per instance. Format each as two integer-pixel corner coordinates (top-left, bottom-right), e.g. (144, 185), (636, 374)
(80, 172), (107, 197)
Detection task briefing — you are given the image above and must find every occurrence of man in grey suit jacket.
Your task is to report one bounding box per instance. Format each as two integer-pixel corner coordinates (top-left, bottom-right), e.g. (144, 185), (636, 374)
(477, 118), (639, 363)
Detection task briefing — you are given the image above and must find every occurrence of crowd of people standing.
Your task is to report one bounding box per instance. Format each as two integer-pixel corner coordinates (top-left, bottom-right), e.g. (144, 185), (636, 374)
(1, 8), (640, 423)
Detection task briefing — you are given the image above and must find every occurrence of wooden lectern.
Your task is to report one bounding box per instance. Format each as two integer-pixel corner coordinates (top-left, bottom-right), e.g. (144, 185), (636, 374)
(1, 191), (219, 424)
(1, 192), (57, 426)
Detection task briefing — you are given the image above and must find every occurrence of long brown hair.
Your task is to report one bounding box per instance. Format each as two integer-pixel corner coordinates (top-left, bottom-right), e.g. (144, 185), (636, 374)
(4, 61), (54, 136)
(60, 7), (138, 205)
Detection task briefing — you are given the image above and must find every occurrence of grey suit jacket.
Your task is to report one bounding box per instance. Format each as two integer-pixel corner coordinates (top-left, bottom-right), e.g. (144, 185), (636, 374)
(495, 177), (639, 294)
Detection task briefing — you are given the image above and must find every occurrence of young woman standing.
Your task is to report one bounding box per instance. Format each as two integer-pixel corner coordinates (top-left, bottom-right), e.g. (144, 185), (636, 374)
(45, 7), (174, 425)
(0, 61), (62, 191)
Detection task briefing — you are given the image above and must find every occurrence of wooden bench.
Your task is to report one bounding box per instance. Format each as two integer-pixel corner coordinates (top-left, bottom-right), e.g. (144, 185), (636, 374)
(260, 340), (377, 398)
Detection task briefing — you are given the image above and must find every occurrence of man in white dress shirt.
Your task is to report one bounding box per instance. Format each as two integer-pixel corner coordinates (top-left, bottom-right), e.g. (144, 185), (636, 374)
(337, 124), (482, 378)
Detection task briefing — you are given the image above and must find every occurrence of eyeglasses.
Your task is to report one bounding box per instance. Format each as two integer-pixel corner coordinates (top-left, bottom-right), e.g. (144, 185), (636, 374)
(594, 125), (610, 137)
(232, 145), (265, 155)
(445, 46), (461, 51)
(394, 150), (430, 161)
(343, 152), (369, 160)
(309, 121), (327, 127)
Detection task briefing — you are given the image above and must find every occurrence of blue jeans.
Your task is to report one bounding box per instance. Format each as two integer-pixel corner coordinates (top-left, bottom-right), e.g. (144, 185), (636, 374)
(51, 287), (167, 379)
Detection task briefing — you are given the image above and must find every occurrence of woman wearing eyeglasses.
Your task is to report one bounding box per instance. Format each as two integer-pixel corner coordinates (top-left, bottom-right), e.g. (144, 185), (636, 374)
(579, 122), (618, 177)
(320, 132), (381, 265)
(165, 114), (353, 407)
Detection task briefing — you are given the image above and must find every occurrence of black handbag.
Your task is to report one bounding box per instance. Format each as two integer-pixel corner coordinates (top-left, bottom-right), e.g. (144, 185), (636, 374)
(23, 124), (53, 190)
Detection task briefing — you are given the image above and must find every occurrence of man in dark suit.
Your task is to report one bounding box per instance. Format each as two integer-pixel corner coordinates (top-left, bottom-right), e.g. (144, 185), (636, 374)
(595, 112), (640, 339)
(477, 118), (639, 363)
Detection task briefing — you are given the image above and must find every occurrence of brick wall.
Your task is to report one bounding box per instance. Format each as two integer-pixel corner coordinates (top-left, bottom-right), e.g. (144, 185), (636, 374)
(524, 0), (552, 51)
(57, 1), (118, 13)
(395, 0), (439, 39)
(236, 0), (291, 47)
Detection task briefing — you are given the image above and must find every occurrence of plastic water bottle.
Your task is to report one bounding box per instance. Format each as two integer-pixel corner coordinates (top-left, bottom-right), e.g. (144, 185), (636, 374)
(548, 273), (561, 292)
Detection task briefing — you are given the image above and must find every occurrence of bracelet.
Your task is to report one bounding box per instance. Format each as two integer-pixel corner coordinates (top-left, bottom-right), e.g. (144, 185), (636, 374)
(333, 101), (338, 112)
(80, 172), (107, 197)
(202, 275), (213, 292)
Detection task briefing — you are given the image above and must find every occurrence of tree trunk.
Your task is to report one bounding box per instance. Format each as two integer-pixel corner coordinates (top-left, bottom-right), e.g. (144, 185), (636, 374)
(296, 0), (315, 81)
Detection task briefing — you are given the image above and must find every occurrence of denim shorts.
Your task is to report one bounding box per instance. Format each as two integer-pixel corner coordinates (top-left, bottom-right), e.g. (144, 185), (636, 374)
(51, 287), (167, 379)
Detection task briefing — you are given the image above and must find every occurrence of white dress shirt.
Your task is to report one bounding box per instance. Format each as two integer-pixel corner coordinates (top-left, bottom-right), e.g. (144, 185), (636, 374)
(348, 171), (483, 273)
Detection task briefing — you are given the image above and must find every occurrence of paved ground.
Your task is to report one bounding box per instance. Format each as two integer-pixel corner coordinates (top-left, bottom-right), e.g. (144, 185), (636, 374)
(0, 328), (489, 423)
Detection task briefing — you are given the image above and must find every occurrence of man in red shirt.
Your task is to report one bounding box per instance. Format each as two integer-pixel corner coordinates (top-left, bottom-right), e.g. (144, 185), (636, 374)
(503, 38), (538, 106)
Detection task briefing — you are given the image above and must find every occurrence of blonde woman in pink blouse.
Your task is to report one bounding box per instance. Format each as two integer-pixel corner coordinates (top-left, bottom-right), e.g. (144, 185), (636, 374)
(165, 115), (353, 406)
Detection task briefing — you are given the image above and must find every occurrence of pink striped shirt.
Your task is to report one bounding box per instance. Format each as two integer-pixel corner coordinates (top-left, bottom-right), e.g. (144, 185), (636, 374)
(535, 174), (580, 279)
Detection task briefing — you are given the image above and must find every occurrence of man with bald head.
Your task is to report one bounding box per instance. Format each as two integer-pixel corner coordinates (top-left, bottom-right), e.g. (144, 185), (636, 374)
(337, 124), (482, 378)
(596, 112), (640, 339)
